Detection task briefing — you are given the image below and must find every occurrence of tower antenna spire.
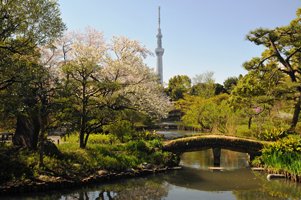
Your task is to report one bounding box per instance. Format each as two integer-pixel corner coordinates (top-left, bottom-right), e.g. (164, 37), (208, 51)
(158, 6), (161, 29)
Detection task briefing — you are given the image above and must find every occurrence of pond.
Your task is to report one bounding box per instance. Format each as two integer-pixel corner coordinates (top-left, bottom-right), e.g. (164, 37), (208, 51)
(156, 129), (200, 139)
(2, 149), (301, 200)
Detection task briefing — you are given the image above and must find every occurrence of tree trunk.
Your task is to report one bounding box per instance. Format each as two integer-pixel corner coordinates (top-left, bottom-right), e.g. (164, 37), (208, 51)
(39, 109), (48, 167)
(290, 95), (301, 131)
(79, 111), (87, 148)
(79, 131), (85, 149)
(80, 79), (87, 149)
(39, 135), (44, 167)
(13, 111), (41, 150)
(84, 132), (90, 148)
(248, 116), (252, 129)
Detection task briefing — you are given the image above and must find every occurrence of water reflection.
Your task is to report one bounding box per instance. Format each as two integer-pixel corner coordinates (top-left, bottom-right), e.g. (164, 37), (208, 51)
(164, 168), (261, 191)
(180, 149), (249, 170)
(2, 150), (301, 200)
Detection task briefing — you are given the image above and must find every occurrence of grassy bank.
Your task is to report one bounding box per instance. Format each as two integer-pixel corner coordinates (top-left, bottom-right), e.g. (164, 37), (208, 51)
(253, 134), (301, 179)
(0, 132), (179, 186)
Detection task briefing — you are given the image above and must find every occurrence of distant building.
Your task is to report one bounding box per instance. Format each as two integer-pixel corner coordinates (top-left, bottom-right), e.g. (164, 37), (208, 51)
(155, 6), (164, 84)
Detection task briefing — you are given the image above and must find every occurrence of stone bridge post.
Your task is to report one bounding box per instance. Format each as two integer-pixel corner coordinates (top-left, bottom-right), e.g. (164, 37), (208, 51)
(212, 147), (221, 167)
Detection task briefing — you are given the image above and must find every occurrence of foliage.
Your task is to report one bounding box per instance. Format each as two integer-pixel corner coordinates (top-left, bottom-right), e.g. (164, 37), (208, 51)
(229, 70), (279, 129)
(0, 144), (36, 184)
(103, 120), (135, 143)
(223, 76), (238, 93)
(166, 75), (191, 101)
(177, 94), (236, 133)
(214, 83), (226, 95)
(0, 132), (178, 184)
(50, 29), (171, 148)
(258, 135), (301, 175)
(263, 135), (301, 154)
(0, 0), (65, 150)
(190, 71), (216, 98)
(256, 124), (289, 141)
(244, 8), (301, 130)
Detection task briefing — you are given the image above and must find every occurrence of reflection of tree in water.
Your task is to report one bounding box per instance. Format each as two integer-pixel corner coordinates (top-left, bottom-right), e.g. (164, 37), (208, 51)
(55, 176), (169, 200)
(233, 172), (301, 200)
(233, 190), (284, 200)
(100, 178), (169, 200)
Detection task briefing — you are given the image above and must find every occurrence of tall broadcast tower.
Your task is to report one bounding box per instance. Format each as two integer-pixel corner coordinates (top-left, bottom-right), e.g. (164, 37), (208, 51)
(155, 6), (164, 84)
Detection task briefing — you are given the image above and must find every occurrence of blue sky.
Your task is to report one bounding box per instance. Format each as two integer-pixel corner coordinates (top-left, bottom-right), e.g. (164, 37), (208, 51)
(58, 0), (300, 84)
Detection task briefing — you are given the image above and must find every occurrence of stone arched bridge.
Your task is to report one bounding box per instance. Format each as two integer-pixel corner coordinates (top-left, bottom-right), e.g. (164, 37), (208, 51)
(163, 135), (268, 165)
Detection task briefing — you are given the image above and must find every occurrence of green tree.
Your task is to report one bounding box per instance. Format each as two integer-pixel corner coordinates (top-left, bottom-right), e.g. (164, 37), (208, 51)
(190, 71), (216, 98)
(104, 120), (135, 143)
(0, 0), (65, 149)
(244, 8), (301, 130)
(229, 69), (281, 129)
(214, 83), (226, 95)
(177, 94), (231, 133)
(223, 76), (238, 93)
(0, 0), (65, 89)
(166, 75), (191, 101)
(57, 29), (117, 148)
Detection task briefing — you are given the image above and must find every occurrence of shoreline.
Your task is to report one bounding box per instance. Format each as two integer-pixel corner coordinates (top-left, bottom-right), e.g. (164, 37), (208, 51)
(2, 165), (300, 196)
(265, 168), (301, 183)
(252, 166), (301, 183)
(0, 166), (182, 196)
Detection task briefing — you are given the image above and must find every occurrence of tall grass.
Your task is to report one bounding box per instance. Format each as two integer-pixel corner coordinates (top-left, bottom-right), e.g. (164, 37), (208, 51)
(257, 135), (301, 175)
(261, 152), (301, 175)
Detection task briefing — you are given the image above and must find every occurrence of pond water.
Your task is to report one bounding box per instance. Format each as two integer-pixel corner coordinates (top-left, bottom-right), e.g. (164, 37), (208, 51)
(156, 129), (199, 139)
(3, 149), (301, 200)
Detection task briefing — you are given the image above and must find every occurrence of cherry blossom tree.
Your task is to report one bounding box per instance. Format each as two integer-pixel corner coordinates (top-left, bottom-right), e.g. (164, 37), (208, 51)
(48, 29), (171, 148)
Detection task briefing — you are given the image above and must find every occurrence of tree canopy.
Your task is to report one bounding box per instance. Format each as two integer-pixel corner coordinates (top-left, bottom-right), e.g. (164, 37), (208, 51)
(243, 8), (301, 130)
(166, 75), (191, 101)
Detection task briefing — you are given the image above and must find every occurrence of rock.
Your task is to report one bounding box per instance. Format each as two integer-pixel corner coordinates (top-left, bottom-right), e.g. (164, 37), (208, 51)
(82, 175), (94, 182)
(208, 167), (224, 171)
(170, 166), (182, 170)
(97, 170), (109, 176)
(251, 167), (265, 171)
(125, 168), (135, 173)
(141, 163), (153, 169)
(267, 174), (286, 180)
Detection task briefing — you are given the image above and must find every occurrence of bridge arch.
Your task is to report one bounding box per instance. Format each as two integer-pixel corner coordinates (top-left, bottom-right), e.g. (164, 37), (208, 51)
(163, 135), (267, 166)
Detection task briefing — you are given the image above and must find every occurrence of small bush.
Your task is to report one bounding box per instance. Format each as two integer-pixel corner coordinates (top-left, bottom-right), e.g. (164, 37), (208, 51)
(260, 135), (301, 175)
(126, 140), (151, 153)
(103, 120), (135, 143)
(257, 127), (288, 141)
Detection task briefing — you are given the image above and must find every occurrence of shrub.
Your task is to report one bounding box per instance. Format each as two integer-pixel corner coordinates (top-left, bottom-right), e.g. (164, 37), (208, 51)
(126, 140), (151, 153)
(262, 135), (301, 154)
(103, 120), (135, 142)
(257, 127), (288, 141)
(259, 135), (301, 175)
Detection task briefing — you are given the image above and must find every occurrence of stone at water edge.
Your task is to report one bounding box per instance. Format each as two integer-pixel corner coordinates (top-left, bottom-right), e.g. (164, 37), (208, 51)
(267, 174), (286, 180)
(251, 167), (265, 171)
